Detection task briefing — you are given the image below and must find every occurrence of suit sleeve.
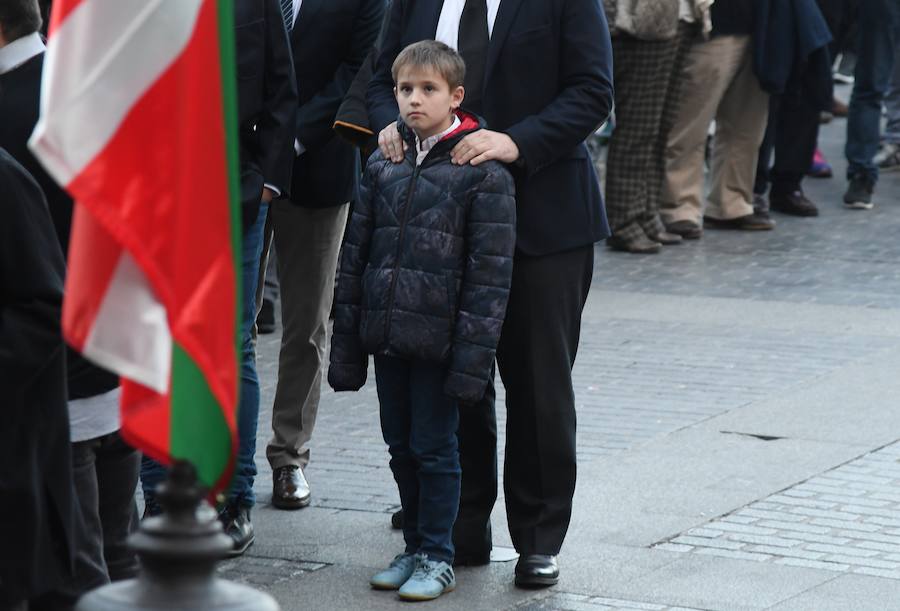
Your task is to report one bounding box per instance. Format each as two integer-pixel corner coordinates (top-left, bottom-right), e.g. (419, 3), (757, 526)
(504, 0), (614, 175)
(258, 0), (299, 196)
(444, 166), (516, 404)
(0, 155), (66, 407)
(297, 0), (385, 151)
(366, 0), (404, 133)
(327, 160), (378, 392)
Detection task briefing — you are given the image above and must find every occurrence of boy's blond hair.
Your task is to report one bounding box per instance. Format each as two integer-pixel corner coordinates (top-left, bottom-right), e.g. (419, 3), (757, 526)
(391, 40), (466, 89)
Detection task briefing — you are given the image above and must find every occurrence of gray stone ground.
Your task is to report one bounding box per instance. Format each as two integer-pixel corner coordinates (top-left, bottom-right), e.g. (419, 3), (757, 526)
(213, 103), (900, 609)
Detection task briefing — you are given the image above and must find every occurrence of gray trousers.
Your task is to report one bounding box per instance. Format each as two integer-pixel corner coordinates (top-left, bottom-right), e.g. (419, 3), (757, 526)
(264, 201), (349, 470)
(884, 43), (900, 144)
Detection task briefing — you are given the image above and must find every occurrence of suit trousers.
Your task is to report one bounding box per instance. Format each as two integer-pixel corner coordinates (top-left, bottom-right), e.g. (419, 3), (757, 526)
(454, 245), (593, 557)
(265, 201), (349, 470)
(606, 25), (693, 242)
(661, 34), (770, 224)
(754, 87), (821, 197)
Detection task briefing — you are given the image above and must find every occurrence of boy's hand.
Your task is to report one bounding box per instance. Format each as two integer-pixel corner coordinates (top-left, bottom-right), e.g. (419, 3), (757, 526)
(451, 130), (519, 166)
(378, 124), (407, 163)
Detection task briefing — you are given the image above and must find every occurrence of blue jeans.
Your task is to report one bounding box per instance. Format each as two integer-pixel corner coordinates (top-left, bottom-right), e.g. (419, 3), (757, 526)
(141, 202), (269, 508)
(846, 0), (900, 182)
(375, 356), (460, 564)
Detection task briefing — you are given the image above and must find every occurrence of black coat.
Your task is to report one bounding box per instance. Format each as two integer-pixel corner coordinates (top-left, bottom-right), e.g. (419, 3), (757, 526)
(234, 0), (298, 226)
(0, 149), (78, 605)
(329, 114), (516, 403)
(288, 0), (385, 206)
(0, 52), (119, 400)
(367, 0), (614, 256)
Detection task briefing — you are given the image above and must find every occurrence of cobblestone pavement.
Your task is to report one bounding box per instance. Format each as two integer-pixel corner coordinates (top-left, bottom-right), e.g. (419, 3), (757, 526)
(657, 442), (900, 579)
(515, 593), (706, 611)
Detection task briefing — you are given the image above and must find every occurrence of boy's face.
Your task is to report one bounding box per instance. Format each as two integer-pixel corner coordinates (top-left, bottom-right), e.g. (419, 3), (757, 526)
(394, 65), (464, 140)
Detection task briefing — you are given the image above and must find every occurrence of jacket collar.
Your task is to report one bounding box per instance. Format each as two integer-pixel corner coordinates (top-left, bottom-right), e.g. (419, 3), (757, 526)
(398, 110), (485, 163)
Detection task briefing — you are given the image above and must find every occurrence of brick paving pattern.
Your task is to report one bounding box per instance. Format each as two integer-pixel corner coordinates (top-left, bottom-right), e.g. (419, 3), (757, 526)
(216, 555), (327, 588)
(655, 442), (900, 579)
(513, 592), (705, 611)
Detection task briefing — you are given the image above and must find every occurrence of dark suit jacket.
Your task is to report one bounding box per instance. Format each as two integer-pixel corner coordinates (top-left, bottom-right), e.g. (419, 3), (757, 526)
(0, 52), (119, 400)
(288, 0), (384, 206)
(234, 0), (298, 225)
(367, 0), (615, 256)
(0, 149), (78, 604)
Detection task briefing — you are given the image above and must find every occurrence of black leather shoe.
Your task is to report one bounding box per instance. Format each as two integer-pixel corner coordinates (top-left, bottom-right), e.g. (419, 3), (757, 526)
(391, 509), (404, 530)
(220, 504), (254, 557)
(515, 554), (559, 588)
(256, 299), (276, 334)
(666, 220), (703, 240)
(272, 465), (311, 510)
(769, 190), (819, 217)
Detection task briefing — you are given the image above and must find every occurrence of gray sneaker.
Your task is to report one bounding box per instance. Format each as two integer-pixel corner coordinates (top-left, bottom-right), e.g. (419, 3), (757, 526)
(843, 176), (875, 210)
(875, 143), (900, 172)
(370, 553), (417, 590)
(398, 554), (456, 601)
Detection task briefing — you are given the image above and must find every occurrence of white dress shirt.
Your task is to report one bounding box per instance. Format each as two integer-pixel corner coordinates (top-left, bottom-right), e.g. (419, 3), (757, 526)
(435, 0), (503, 50)
(0, 32), (45, 75)
(290, 0), (302, 28)
(415, 115), (461, 166)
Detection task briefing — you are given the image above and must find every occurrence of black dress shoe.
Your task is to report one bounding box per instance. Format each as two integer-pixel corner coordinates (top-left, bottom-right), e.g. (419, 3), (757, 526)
(272, 465), (311, 510)
(769, 190), (819, 217)
(514, 554), (559, 588)
(666, 220), (703, 240)
(219, 504), (254, 557)
(256, 299), (276, 334)
(391, 509), (404, 529)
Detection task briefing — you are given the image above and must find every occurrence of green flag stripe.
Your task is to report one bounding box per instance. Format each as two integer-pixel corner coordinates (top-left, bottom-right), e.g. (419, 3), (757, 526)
(169, 343), (232, 487)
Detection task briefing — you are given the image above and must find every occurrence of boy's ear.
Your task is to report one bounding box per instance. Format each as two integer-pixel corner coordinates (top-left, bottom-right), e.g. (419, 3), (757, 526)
(451, 85), (465, 110)
(393, 85), (398, 98)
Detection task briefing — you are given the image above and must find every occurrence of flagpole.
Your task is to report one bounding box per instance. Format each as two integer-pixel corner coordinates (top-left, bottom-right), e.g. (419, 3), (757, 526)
(75, 461), (280, 611)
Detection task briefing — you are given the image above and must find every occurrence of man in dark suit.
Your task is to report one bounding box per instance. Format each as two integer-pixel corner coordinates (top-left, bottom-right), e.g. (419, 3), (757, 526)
(368, 0), (613, 588)
(140, 0), (298, 557)
(263, 0), (384, 512)
(0, 148), (78, 611)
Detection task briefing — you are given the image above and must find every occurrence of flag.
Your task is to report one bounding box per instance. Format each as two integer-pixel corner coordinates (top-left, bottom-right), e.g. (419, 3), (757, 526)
(30, 0), (242, 495)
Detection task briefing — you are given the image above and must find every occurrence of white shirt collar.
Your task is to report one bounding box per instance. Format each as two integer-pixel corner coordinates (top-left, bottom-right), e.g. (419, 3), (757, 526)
(0, 32), (45, 75)
(415, 115), (462, 166)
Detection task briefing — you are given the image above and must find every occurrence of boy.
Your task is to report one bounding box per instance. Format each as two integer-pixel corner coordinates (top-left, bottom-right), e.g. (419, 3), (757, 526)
(328, 40), (516, 602)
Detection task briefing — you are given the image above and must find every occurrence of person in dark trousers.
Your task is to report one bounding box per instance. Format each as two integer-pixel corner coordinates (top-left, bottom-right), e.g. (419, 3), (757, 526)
(141, 0), (297, 558)
(842, 0), (900, 209)
(752, 0), (833, 218)
(0, 148), (78, 611)
(330, 40), (515, 601)
(262, 0), (384, 515)
(368, 0), (614, 588)
(0, 2), (139, 606)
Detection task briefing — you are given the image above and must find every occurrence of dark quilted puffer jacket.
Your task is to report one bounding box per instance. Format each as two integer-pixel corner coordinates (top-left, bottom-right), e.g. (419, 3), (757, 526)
(329, 112), (516, 403)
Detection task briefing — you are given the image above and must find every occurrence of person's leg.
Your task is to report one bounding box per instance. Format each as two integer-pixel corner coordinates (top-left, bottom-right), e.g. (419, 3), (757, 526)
(374, 356), (420, 555)
(267, 202), (349, 476)
(883, 44), (900, 145)
(139, 455), (166, 515)
(452, 373), (497, 563)
(407, 361), (460, 564)
(94, 432), (140, 581)
(706, 36), (770, 221)
(661, 33), (741, 226)
(754, 95), (780, 199)
(605, 35), (677, 245)
(498, 245), (593, 557)
(230, 201), (270, 508)
(846, 0), (900, 183)
(770, 84), (821, 198)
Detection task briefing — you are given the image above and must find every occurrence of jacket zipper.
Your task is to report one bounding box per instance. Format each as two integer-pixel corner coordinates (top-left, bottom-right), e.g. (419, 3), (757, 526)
(384, 162), (421, 344)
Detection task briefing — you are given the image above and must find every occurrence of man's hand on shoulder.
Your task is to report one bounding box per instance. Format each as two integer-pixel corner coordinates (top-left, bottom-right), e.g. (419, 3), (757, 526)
(451, 130), (520, 167)
(378, 124), (408, 163)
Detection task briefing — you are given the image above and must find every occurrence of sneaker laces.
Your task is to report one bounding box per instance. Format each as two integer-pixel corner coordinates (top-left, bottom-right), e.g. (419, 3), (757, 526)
(410, 554), (444, 580)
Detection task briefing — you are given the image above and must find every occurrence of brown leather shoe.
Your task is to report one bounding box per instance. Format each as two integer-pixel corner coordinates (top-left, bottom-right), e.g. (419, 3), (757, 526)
(665, 220), (703, 240)
(606, 234), (661, 254)
(646, 230), (683, 245)
(272, 465), (311, 510)
(703, 212), (775, 231)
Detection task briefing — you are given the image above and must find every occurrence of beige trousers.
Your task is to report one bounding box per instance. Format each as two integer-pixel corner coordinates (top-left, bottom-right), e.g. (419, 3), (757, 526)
(264, 200), (349, 470)
(661, 35), (770, 224)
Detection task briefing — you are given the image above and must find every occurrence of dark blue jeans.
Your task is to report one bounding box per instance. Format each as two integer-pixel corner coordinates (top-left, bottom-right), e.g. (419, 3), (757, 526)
(141, 202), (269, 508)
(846, 0), (900, 182)
(375, 356), (461, 564)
